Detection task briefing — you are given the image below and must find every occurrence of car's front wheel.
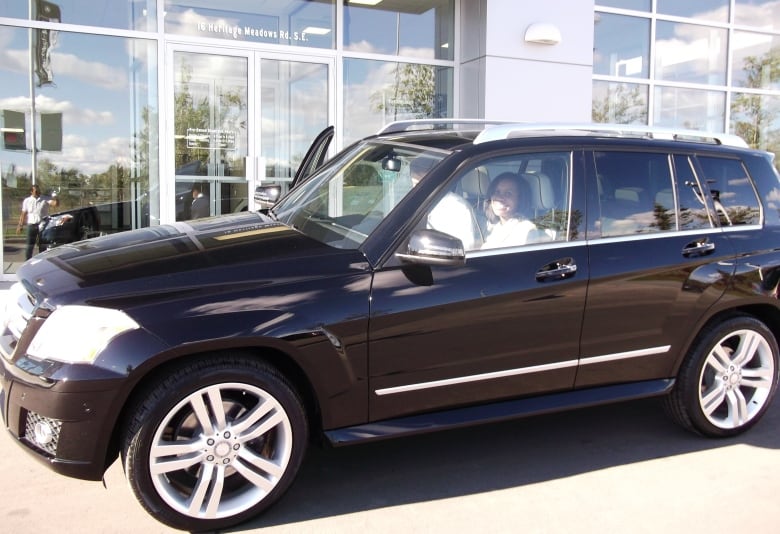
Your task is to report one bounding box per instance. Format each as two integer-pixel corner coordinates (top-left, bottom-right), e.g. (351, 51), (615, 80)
(121, 355), (308, 532)
(666, 315), (779, 437)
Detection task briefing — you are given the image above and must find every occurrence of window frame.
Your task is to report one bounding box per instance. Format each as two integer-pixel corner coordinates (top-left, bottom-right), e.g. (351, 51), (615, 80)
(693, 153), (764, 228)
(586, 148), (735, 241)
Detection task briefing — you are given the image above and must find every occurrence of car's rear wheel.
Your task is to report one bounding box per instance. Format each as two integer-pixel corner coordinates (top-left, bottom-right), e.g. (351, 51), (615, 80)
(121, 355), (308, 532)
(666, 315), (779, 437)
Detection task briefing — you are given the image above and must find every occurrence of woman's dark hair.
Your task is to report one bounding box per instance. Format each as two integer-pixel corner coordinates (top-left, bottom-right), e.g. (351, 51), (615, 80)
(485, 172), (530, 223)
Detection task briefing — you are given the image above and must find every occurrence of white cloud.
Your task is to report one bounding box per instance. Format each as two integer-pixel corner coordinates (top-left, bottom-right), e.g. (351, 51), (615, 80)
(55, 134), (132, 174)
(1, 48), (28, 75)
(46, 50), (129, 90)
(731, 1), (780, 29)
(2, 39), (140, 92)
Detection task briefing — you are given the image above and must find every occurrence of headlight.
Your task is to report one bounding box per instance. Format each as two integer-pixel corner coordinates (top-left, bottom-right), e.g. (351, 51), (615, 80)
(2, 282), (31, 337)
(27, 305), (140, 364)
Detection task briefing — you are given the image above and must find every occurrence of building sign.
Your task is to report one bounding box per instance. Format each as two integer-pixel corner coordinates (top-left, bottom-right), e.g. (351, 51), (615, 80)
(186, 128), (237, 151)
(163, 3), (334, 48)
(195, 21), (315, 43)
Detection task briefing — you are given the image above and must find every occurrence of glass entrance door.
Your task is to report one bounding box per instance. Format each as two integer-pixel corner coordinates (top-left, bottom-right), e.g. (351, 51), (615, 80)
(169, 46), (331, 221)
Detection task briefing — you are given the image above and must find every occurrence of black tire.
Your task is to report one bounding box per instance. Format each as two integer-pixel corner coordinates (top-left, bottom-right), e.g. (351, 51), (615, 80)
(665, 315), (779, 437)
(121, 354), (308, 532)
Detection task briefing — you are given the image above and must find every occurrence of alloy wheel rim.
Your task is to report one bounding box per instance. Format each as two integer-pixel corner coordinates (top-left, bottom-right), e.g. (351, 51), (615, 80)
(698, 329), (775, 429)
(148, 382), (293, 519)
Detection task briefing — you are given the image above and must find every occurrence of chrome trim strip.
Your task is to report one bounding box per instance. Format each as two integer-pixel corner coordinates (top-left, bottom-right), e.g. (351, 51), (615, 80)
(470, 226), (762, 252)
(467, 240), (586, 258)
(579, 345), (671, 366)
(721, 224), (761, 233)
(374, 359), (579, 396)
(375, 345), (672, 396)
(587, 228), (721, 245)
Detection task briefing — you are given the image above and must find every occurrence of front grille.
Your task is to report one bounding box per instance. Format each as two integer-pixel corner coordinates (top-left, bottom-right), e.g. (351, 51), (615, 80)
(24, 411), (62, 456)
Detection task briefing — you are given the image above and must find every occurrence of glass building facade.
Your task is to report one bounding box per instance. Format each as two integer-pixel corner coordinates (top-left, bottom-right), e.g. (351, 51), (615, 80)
(2, 0), (780, 278)
(593, 0), (780, 156)
(0, 0), (455, 276)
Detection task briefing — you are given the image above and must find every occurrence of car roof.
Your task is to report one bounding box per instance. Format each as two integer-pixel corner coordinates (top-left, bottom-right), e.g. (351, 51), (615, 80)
(372, 119), (753, 153)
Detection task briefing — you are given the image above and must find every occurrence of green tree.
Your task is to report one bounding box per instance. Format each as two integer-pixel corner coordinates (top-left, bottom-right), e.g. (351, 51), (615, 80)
(372, 63), (436, 120)
(173, 64), (246, 171)
(651, 202), (674, 231)
(731, 48), (780, 154)
(592, 84), (647, 124)
(174, 64), (211, 170)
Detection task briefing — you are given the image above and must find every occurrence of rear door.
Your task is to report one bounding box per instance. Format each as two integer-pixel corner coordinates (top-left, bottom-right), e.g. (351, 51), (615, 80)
(577, 149), (735, 388)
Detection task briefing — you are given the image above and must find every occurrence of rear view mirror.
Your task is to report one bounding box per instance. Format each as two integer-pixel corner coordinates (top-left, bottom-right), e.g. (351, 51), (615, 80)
(382, 153), (402, 172)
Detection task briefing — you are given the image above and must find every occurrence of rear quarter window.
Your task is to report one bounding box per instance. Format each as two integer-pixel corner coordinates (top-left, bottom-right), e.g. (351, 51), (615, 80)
(696, 156), (761, 226)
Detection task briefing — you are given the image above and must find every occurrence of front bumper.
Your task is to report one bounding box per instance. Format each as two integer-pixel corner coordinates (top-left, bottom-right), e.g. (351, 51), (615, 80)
(0, 349), (128, 480)
(0, 285), (169, 481)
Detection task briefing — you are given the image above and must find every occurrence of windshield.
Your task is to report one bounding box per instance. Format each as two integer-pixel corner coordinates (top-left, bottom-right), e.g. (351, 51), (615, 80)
(273, 141), (447, 249)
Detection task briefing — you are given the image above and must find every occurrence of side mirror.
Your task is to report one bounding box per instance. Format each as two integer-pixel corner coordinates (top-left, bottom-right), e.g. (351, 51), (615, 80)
(254, 185), (282, 208)
(396, 229), (466, 267)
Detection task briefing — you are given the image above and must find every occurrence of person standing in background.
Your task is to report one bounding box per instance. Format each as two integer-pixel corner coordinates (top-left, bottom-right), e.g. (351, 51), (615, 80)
(17, 184), (58, 260)
(190, 184), (210, 219)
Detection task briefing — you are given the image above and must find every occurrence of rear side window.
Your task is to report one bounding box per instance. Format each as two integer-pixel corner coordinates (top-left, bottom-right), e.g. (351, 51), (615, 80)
(696, 156), (761, 226)
(594, 151), (677, 237)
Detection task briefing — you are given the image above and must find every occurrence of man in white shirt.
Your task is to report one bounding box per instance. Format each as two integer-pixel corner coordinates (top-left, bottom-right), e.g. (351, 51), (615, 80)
(410, 156), (478, 251)
(17, 184), (58, 260)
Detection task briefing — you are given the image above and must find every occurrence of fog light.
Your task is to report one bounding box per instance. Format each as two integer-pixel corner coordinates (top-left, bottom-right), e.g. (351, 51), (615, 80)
(25, 411), (62, 455)
(34, 421), (54, 445)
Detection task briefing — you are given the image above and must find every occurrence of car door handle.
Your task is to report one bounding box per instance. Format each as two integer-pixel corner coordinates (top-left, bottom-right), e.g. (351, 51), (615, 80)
(536, 258), (577, 282)
(682, 238), (715, 258)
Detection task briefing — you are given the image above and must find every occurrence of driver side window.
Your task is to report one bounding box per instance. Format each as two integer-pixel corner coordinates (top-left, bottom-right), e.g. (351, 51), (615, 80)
(421, 152), (571, 251)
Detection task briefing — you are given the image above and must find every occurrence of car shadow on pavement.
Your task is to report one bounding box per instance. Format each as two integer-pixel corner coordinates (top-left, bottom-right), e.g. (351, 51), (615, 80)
(232, 395), (780, 532)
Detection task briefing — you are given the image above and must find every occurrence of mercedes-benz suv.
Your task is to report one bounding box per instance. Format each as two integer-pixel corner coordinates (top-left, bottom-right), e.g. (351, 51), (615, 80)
(2, 120), (779, 531)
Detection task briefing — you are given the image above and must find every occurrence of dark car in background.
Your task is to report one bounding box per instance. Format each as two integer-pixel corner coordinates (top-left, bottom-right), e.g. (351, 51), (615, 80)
(38, 205), (100, 248)
(2, 121), (779, 531)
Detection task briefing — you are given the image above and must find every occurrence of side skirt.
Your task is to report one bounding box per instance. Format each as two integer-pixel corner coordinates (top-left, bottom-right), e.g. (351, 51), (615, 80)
(324, 379), (674, 446)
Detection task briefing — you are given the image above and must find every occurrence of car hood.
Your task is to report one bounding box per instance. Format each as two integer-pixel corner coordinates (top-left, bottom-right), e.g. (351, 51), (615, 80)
(17, 211), (370, 307)
(44, 206), (95, 219)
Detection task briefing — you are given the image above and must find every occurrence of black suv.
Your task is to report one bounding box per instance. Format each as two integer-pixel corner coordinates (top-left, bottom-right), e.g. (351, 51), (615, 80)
(2, 121), (780, 531)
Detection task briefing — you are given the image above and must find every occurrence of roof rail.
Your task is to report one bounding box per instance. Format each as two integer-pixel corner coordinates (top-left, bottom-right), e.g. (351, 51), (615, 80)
(377, 119), (513, 136)
(472, 123), (749, 148)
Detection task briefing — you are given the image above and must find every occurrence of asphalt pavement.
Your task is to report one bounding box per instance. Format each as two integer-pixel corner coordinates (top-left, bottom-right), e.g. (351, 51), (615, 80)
(1, 395), (779, 534)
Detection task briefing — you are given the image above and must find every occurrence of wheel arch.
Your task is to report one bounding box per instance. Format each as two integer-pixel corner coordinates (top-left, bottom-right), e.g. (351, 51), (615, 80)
(103, 344), (323, 471)
(672, 302), (780, 375)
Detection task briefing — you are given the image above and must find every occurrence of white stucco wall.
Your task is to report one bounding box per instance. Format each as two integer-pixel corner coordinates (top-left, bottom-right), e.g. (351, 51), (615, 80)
(460, 0), (595, 122)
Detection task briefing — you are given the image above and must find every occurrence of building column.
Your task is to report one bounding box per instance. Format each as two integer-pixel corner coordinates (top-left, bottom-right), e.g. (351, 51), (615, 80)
(459, 0), (595, 122)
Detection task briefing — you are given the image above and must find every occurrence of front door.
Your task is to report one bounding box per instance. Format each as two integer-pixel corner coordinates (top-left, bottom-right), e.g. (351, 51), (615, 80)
(167, 46), (332, 222)
(367, 150), (588, 422)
